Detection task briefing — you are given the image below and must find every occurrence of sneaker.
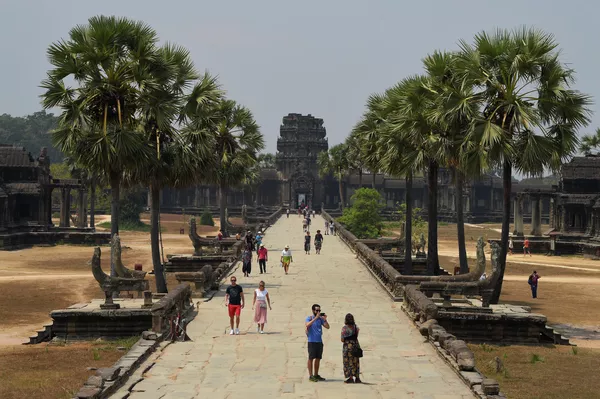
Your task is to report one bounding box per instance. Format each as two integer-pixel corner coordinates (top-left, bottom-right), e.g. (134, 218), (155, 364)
(260, 330), (264, 334)
(229, 329), (234, 335)
(309, 376), (318, 382)
(315, 375), (326, 381)
(257, 325), (260, 333)
(235, 328), (240, 335)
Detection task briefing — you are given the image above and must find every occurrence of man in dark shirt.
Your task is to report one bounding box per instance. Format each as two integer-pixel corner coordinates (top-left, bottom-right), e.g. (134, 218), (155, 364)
(225, 276), (244, 335)
(314, 230), (324, 254)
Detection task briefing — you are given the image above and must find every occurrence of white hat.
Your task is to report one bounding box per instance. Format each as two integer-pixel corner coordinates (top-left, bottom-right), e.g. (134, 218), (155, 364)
(285, 244), (289, 248)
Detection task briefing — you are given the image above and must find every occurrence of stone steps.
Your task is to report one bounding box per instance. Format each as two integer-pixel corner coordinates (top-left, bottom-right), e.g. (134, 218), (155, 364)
(542, 325), (572, 345)
(26, 323), (54, 344)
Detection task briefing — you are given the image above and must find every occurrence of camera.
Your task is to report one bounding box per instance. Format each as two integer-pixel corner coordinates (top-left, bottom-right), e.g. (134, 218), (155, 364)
(320, 313), (326, 317)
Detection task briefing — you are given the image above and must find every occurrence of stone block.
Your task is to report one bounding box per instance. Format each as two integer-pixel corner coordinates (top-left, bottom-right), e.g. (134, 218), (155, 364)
(419, 319), (438, 336)
(76, 386), (101, 399)
(142, 330), (158, 340)
(456, 350), (475, 371)
(437, 332), (456, 348)
(85, 375), (104, 388)
(482, 378), (500, 395)
(430, 325), (446, 341)
(460, 371), (483, 386)
(96, 366), (121, 381)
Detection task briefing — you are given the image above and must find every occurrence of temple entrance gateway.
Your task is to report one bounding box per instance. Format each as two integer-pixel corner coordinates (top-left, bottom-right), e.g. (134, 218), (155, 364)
(297, 193), (306, 208)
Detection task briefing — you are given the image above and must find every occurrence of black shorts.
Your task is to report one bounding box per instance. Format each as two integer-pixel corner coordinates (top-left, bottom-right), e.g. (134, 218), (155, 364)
(308, 342), (324, 360)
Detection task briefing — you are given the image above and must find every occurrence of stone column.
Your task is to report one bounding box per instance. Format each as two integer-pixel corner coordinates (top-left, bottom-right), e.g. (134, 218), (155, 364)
(490, 189), (494, 211)
(77, 189), (86, 228)
(59, 187), (71, 227)
(513, 194), (524, 236)
(530, 195), (542, 236)
(549, 198), (555, 229)
(465, 195), (470, 213)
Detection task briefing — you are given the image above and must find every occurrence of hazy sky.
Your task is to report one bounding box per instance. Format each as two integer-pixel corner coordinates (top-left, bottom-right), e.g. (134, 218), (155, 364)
(1, 0), (598, 154)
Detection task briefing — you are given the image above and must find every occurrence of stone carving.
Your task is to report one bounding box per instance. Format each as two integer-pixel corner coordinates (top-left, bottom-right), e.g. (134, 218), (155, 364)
(112, 235), (147, 279)
(415, 233), (426, 257)
(189, 217), (215, 256)
(403, 285), (438, 322)
(91, 247), (149, 309)
(174, 264), (214, 297)
(241, 204), (248, 224)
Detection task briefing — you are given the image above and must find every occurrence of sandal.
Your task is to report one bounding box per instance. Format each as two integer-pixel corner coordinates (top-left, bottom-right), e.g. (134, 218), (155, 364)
(344, 378), (354, 384)
(354, 378), (362, 384)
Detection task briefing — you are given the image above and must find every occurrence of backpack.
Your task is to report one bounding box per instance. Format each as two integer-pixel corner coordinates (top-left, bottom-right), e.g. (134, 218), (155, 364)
(528, 275), (533, 285)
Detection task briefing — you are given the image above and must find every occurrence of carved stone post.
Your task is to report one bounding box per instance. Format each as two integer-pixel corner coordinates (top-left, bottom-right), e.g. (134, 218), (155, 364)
(513, 195), (524, 236)
(530, 195), (542, 236)
(549, 197), (555, 229)
(59, 187), (71, 227)
(77, 189), (86, 228)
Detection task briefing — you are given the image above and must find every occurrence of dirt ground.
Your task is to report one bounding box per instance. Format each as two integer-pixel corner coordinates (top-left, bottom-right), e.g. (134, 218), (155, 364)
(470, 343), (600, 399)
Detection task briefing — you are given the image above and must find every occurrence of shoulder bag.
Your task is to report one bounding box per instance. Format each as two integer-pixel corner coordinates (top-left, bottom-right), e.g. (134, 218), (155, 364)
(350, 326), (363, 358)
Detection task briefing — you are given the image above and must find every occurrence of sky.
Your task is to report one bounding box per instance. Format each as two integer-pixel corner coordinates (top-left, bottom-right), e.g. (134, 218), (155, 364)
(1, 0), (598, 154)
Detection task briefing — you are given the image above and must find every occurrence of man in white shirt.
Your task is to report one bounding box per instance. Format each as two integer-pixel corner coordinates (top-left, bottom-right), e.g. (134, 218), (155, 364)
(280, 245), (293, 275)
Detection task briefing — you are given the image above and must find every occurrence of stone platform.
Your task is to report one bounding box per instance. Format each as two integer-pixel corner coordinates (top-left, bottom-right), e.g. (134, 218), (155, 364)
(50, 299), (155, 340)
(0, 229), (110, 250)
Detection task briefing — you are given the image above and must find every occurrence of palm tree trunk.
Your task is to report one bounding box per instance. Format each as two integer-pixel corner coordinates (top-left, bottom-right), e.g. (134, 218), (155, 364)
(490, 160), (512, 304)
(89, 176), (96, 228)
(109, 171), (120, 276)
(371, 172), (376, 189)
(338, 170), (345, 210)
(219, 184), (228, 236)
(404, 172), (413, 275)
(150, 184), (168, 293)
(426, 160), (439, 275)
(456, 170), (468, 274)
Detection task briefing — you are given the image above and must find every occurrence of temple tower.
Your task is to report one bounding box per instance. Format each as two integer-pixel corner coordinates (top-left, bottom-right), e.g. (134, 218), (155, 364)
(276, 113), (328, 209)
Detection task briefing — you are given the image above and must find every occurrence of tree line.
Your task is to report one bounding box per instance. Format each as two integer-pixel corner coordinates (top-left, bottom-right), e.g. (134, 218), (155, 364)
(40, 16), (266, 293)
(318, 28), (592, 304)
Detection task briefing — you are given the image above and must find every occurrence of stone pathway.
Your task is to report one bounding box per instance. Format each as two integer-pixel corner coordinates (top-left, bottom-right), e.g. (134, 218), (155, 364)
(118, 216), (474, 399)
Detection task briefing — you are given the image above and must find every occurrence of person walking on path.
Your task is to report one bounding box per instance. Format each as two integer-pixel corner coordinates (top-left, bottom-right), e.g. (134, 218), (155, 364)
(255, 231), (263, 254)
(304, 231), (311, 255)
(306, 304), (330, 382)
(257, 243), (268, 274)
(245, 230), (254, 251)
(524, 238), (531, 257)
(302, 217), (308, 232)
(225, 276), (244, 335)
(329, 222), (335, 236)
(286, 208), (290, 218)
(528, 270), (541, 298)
(508, 237), (514, 255)
(242, 245), (252, 277)
(341, 313), (361, 384)
(325, 220), (329, 235)
(314, 230), (324, 254)
(281, 245), (293, 275)
(252, 280), (272, 334)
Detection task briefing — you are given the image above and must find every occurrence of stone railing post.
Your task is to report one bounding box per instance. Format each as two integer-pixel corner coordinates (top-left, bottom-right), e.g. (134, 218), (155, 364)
(513, 194), (524, 236)
(59, 187), (71, 227)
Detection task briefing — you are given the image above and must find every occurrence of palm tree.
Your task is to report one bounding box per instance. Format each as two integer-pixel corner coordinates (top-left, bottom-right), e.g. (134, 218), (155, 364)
(458, 28), (591, 303)
(345, 133), (365, 187)
(184, 99), (263, 236)
(353, 95), (387, 188)
(423, 51), (479, 274)
(257, 153), (276, 168)
(580, 128), (600, 155)
(384, 75), (444, 275)
(41, 15), (155, 274)
(318, 144), (350, 209)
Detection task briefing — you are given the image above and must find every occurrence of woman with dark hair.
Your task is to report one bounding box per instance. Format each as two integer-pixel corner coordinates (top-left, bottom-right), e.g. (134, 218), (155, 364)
(341, 313), (361, 383)
(242, 244), (252, 277)
(304, 231), (311, 255)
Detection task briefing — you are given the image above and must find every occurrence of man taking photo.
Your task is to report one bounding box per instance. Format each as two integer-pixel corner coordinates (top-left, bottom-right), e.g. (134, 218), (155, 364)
(305, 304), (330, 382)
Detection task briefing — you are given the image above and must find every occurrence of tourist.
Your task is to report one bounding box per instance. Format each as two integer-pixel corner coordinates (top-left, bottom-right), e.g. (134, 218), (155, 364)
(281, 244), (293, 275)
(524, 238), (531, 257)
(217, 230), (223, 241)
(479, 272), (487, 281)
(304, 231), (311, 254)
(508, 237), (514, 255)
(245, 230), (254, 251)
(235, 232), (241, 240)
(312, 209), (316, 218)
(225, 276), (244, 335)
(258, 243), (268, 274)
(252, 280), (272, 334)
(341, 313), (361, 383)
(255, 231), (263, 254)
(298, 207), (302, 218)
(325, 220), (329, 235)
(302, 217), (308, 232)
(306, 304), (330, 382)
(330, 222), (335, 236)
(315, 229), (323, 254)
(286, 208), (290, 218)
(242, 245), (252, 277)
(528, 270), (541, 298)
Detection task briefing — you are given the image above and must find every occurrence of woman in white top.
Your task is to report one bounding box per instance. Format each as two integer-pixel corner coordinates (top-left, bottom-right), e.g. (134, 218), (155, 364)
(252, 281), (272, 333)
(281, 245), (293, 275)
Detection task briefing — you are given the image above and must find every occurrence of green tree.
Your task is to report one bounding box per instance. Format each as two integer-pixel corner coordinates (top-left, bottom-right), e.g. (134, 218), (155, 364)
(183, 98), (263, 236)
(257, 153), (276, 168)
(338, 188), (383, 238)
(41, 16), (155, 275)
(0, 111), (62, 162)
(318, 143), (350, 209)
(580, 128), (600, 155)
(200, 209), (215, 226)
(458, 28), (591, 302)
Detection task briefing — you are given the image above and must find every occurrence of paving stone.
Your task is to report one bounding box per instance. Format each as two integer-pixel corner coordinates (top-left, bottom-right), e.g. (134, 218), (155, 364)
(110, 216), (473, 398)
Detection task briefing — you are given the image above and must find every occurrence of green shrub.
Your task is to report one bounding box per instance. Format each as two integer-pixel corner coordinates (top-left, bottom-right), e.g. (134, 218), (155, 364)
(199, 210), (215, 226)
(338, 188), (383, 239)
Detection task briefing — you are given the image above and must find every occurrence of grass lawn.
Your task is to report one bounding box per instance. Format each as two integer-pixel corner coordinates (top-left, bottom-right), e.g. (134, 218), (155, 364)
(0, 337), (138, 399)
(470, 344), (600, 399)
(97, 220), (153, 232)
